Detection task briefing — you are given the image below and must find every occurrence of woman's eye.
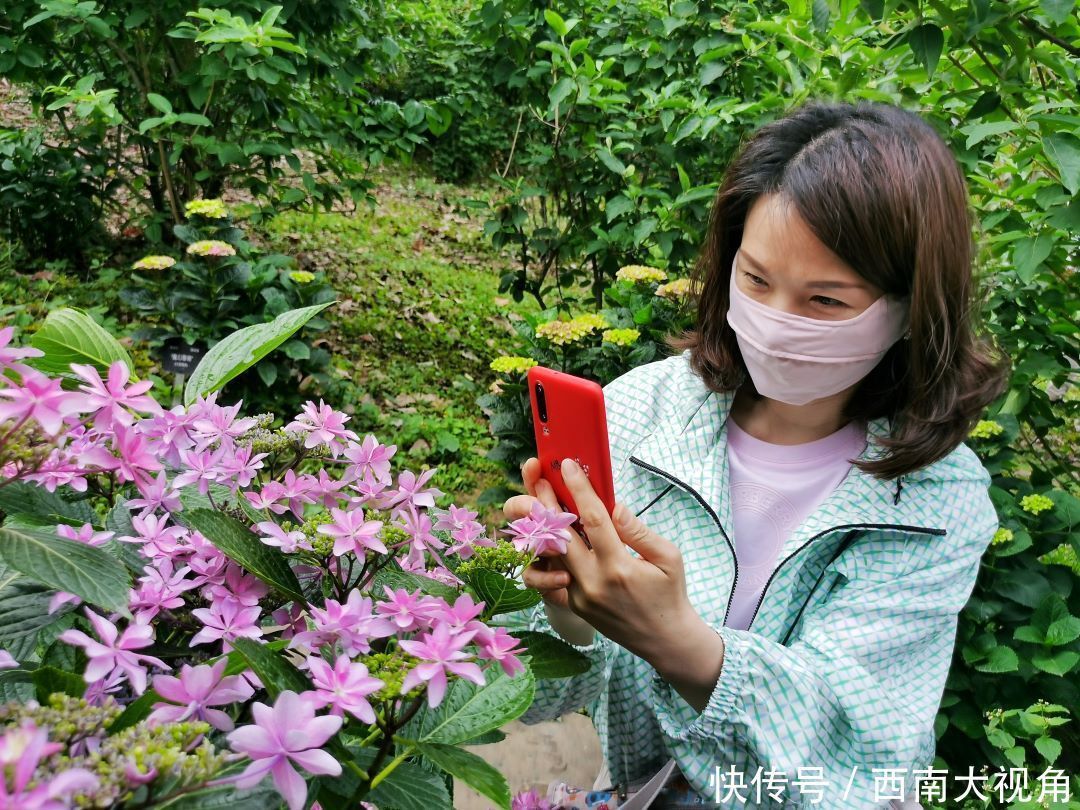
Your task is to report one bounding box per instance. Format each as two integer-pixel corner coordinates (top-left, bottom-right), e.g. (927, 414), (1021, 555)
(742, 272), (766, 287)
(812, 295), (847, 308)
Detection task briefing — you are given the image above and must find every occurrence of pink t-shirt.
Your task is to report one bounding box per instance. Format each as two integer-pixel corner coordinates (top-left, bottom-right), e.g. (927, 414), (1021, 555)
(723, 416), (868, 632)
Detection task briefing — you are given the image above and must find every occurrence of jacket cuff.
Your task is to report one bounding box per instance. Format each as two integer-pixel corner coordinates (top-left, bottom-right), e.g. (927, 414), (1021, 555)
(649, 625), (747, 741)
(529, 601), (609, 656)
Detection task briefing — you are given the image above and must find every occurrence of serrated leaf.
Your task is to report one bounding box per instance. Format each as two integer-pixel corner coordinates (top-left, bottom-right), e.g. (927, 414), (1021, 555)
(184, 303), (333, 405)
(28, 308), (133, 376)
(1035, 735), (1062, 764)
(973, 646), (1018, 673)
(31, 665), (85, 702)
(0, 482), (95, 525)
(1032, 649), (1079, 677)
(178, 510), (303, 602)
(508, 630), (591, 679)
(0, 562), (59, 644)
(419, 665), (534, 745)
(416, 742), (510, 810)
(368, 756), (452, 810)
(371, 566), (459, 601)
(0, 526), (130, 615)
(467, 569), (540, 616)
(229, 637), (310, 698)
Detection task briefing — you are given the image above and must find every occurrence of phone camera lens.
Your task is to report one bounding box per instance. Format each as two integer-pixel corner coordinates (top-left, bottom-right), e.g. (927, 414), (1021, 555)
(535, 382), (548, 423)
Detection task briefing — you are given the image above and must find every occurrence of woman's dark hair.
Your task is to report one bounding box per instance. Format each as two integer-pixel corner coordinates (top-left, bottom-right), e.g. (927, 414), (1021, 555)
(666, 99), (1010, 480)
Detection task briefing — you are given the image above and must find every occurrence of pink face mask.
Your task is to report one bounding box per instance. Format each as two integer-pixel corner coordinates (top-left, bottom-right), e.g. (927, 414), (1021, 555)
(726, 256), (909, 405)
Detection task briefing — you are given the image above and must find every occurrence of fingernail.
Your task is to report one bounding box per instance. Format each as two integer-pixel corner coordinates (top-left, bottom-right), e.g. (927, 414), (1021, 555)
(562, 458), (578, 476)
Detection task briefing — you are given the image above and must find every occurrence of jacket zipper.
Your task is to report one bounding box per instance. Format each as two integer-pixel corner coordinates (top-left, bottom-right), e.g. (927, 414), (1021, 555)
(628, 455), (946, 630)
(744, 521), (946, 633)
(629, 456), (740, 626)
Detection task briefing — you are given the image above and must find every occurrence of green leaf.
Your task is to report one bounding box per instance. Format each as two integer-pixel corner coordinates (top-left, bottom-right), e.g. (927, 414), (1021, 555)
(29, 308), (133, 376)
(178, 509), (303, 602)
(1013, 234), (1055, 282)
(281, 339), (310, 360)
(419, 665), (535, 745)
(811, 0), (831, 32)
(633, 218), (658, 245)
(31, 665), (85, 702)
(596, 149), (627, 176)
(416, 742), (510, 810)
(176, 112), (212, 127)
(908, 24), (943, 79)
(108, 689), (159, 735)
(605, 195), (634, 222)
(0, 562), (59, 644)
(0, 483), (95, 525)
(961, 120), (1020, 150)
(543, 9), (568, 37)
(1043, 132), (1080, 195)
(1040, 0), (1073, 25)
(153, 765), (282, 809)
(146, 93), (172, 114)
(371, 566), (459, 601)
(467, 569), (540, 616)
(509, 630), (591, 679)
(368, 756), (452, 810)
(0, 526), (130, 616)
(549, 77), (576, 109)
(183, 302), (333, 405)
(229, 637), (311, 698)
(1034, 735), (1062, 764)
(973, 646), (1018, 673)
(1032, 649), (1079, 677)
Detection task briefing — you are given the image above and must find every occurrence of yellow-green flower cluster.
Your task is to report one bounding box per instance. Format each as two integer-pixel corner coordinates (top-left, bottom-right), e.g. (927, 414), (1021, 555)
(186, 240), (236, 257)
(184, 198), (228, 218)
(969, 420), (1004, 440)
(602, 328), (640, 346)
(490, 355), (539, 374)
(990, 528), (1014, 546)
(655, 277), (695, 298)
(616, 264), (667, 284)
(455, 540), (530, 580)
(1020, 493), (1054, 515)
(290, 270), (315, 284)
(132, 255), (176, 271)
(535, 313), (610, 346)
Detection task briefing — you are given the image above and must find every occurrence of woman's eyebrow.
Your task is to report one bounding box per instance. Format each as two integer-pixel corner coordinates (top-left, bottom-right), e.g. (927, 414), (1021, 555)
(738, 250), (867, 290)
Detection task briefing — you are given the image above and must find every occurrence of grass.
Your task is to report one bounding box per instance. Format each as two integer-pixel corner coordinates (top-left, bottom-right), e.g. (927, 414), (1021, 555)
(262, 162), (541, 525)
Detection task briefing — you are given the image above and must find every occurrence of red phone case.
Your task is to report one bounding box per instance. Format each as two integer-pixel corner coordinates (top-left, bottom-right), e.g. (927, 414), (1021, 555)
(527, 365), (616, 528)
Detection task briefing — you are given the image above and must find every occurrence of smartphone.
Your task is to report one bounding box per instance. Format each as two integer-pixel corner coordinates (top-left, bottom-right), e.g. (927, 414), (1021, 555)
(527, 365), (615, 546)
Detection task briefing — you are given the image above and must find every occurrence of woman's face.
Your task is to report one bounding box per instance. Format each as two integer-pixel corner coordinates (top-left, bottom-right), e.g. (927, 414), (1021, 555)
(735, 193), (884, 321)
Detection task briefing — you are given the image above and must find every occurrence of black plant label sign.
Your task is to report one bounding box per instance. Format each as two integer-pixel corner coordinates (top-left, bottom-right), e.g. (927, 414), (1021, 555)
(161, 340), (206, 375)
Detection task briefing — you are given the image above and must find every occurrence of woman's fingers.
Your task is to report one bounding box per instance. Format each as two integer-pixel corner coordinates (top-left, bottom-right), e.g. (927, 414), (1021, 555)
(523, 562), (572, 591)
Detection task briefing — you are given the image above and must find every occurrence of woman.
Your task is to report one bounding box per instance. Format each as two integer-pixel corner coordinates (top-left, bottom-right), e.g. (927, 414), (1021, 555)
(497, 99), (1009, 808)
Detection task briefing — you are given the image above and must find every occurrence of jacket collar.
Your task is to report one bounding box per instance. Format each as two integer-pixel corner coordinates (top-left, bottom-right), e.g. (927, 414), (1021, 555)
(628, 374), (945, 564)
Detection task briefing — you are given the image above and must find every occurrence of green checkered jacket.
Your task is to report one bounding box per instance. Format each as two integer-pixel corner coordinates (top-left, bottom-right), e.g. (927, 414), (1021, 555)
(494, 349), (997, 808)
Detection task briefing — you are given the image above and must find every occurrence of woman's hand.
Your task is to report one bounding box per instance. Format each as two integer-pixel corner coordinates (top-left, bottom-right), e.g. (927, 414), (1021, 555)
(502, 457), (574, 610)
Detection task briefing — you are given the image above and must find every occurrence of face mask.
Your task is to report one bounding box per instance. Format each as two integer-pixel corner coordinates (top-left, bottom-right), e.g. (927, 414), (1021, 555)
(725, 256), (909, 405)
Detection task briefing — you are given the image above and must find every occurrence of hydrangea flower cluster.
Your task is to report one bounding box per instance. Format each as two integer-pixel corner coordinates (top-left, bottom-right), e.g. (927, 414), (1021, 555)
(184, 198), (229, 219)
(185, 239), (236, 257)
(0, 325), (568, 810)
(535, 313), (610, 346)
(132, 255), (177, 271)
(490, 355), (540, 375)
(615, 264), (667, 284)
(654, 276), (697, 298)
(969, 419), (1005, 440)
(601, 327), (640, 346)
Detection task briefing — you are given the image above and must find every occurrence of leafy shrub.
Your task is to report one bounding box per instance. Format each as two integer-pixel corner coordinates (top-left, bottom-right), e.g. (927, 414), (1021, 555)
(0, 128), (105, 266)
(119, 198), (336, 415)
(478, 264), (695, 487)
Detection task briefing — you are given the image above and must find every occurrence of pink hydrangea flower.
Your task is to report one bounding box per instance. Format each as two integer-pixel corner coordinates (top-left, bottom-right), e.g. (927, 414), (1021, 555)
(381, 468), (444, 513)
(399, 621), (486, 708)
(70, 361), (159, 430)
(0, 649), (16, 669)
(58, 609), (168, 695)
(148, 659), (254, 731)
(0, 720), (99, 808)
(0, 325), (43, 375)
(0, 368), (87, 435)
(289, 591), (396, 657)
(254, 521), (310, 553)
(285, 400), (358, 457)
(302, 655), (384, 723)
(191, 599), (263, 650)
(501, 500), (578, 556)
(316, 508), (387, 558)
(226, 690), (342, 810)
